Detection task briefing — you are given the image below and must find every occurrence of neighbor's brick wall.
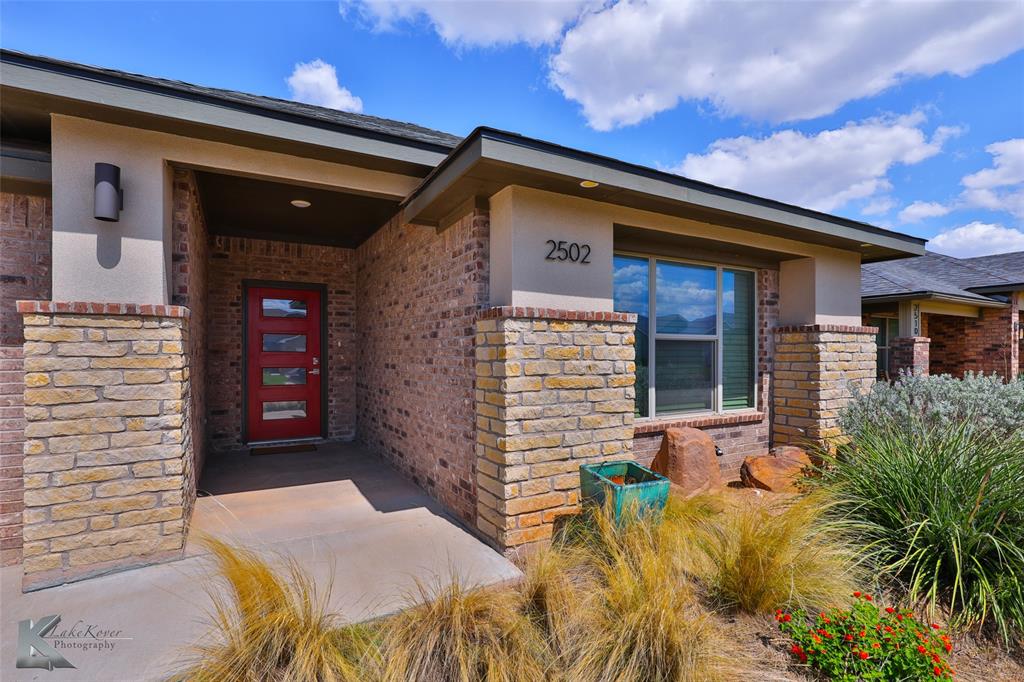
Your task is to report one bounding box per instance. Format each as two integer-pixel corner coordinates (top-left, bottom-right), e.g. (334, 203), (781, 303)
(17, 303), (190, 590)
(772, 325), (877, 445)
(926, 313), (966, 376)
(355, 211), (489, 525)
(631, 268), (778, 480)
(1, 193), (52, 566)
(205, 236), (357, 452)
(961, 301), (1020, 380)
(475, 309), (636, 551)
(170, 169), (208, 521)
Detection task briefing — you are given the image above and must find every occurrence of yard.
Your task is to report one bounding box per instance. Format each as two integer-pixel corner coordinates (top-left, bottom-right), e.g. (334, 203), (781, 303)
(171, 373), (1024, 681)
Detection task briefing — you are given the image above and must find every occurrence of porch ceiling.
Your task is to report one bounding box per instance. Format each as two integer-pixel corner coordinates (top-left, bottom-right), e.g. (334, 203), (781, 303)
(194, 170), (399, 247)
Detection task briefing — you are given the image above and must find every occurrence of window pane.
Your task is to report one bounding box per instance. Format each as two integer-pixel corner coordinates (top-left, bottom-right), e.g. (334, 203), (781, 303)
(655, 340), (714, 414)
(262, 368), (307, 385)
(723, 270), (755, 410)
(655, 261), (717, 335)
(262, 400), (307, 420)
(614, 255), (650, 418)
(262, 298), (307, 318)
(887, 318), (900, 340)
(262, 334), (306, 353)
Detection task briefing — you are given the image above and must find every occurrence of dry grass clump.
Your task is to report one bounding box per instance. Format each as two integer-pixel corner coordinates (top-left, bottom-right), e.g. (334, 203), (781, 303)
(695, 492), (864, 614)
(378, 578), (547, 682)
(173, 536), (371, 682)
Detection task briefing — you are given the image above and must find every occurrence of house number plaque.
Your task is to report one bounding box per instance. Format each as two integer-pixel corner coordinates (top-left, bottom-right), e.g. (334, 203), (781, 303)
(544, 240), (591, 264)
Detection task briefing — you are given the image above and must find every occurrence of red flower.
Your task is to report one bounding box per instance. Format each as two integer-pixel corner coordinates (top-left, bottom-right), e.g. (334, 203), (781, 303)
(934, 667), (942, 676)
(886, 607), (896, 614)
(933, 654), (941, 663)
(918, 645), (928, 654)
(859, 630), (867, 637)
(791, 644), (803, 654)
(859, 651), (870, 660)
(853, 591), (862, 597)
(872, 642), (881, 649)
(783, 613), (792, 622)
(845, 634), (854, 642)
(897, 614), (904, 621)
(931, 623), (941, 630)
(864, 595), (873, 602)
(945, 643), (952, 653)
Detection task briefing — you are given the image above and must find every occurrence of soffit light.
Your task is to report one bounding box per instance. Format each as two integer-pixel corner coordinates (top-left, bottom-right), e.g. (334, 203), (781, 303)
(290, 199), (311, 208)
(579, 180), (599, 188)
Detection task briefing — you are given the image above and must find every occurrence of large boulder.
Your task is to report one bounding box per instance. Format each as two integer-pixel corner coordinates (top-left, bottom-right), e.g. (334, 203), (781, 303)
(740, 447), (813, 493)
(650, 427), (722, 497)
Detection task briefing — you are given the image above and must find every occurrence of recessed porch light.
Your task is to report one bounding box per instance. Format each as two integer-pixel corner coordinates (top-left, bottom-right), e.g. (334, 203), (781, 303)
(579, 180), (599, 188)
(291, 199), (311, 208)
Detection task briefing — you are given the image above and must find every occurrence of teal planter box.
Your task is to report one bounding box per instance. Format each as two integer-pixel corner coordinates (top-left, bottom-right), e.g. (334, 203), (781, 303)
(579, 461), (669, 523)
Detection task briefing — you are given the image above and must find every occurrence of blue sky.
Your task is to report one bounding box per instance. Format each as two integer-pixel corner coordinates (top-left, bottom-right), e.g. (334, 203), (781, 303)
(3, 1), (1023, 256)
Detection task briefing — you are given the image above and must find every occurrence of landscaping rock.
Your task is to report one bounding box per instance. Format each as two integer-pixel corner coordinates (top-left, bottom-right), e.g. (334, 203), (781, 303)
(740, 447), (813, 493)
(650, 427), (722, 497)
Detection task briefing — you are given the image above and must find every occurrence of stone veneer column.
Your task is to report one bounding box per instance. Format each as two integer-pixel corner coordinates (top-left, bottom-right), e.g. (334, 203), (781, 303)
(474, 308), (636, 553)
(18, 301), (193, 591)
(772, 324), (877, 446)
(890, 337), (930, 377)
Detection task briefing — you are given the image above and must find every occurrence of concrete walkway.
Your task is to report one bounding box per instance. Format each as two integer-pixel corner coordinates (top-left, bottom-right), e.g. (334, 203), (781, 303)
(1, 443), (520, 681)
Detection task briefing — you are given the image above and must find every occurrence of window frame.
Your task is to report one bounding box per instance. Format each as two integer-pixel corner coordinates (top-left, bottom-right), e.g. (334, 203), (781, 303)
(868, 316), (900, 379)
(614, 250), (759, 420)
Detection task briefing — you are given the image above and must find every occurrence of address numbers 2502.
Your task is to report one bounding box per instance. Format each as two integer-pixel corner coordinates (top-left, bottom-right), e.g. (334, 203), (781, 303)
(544, 240), (591, 264)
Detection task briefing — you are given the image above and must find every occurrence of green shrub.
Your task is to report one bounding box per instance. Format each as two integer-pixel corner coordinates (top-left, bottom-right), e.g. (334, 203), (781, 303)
(840, 372), (1024, 439)
(777, 593), (954, 680)
(814, 417), (1024, 642)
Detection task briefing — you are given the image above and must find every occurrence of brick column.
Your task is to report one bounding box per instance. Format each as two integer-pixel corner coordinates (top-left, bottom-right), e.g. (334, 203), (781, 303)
(890, 336), (930, 377)
(474, 307), (636, 553)
(962, 300), (1020, 380)
(18, 301), (195, 591)
(772, 325), (877, 446)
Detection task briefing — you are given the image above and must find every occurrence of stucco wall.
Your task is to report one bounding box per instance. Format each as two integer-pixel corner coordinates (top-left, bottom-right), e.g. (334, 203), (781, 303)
(355, 211), (489, 525)
(48, 115), (419, 306)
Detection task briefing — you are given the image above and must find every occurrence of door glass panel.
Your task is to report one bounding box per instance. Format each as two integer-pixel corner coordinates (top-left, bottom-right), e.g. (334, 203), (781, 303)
(655, 261), (717, 335)
(655, 340), (715, 414)
(262, 400), (307, 420)
(262, 333), (306, 352)
(262, 298), (307, 318)
(262, 368), (307, 385)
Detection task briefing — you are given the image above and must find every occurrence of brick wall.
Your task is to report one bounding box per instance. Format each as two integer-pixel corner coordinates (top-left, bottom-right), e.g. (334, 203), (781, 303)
(630, 268), (778, 481)
(1, 192), (52, 566)
(355, 211), (489, 525)
(773, 325), (877, 445)
(170, 170), (208, 518)
(17, 302), (191, 590)
(961, 302), (1020, 379)
(890, 336), (930, 376)
(474, 308), (636, 551)
(927, 313), (965, 376)
(205, 236), (357, 452)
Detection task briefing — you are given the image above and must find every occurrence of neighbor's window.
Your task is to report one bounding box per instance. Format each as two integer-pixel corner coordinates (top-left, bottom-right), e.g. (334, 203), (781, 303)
(869, 317), (900, 379)
(613, 254), (757, 418)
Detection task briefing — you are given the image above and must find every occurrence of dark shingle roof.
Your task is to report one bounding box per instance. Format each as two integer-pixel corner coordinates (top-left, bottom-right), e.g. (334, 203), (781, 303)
(862, 251), (1024, 301)
(2, 49), (462, 151)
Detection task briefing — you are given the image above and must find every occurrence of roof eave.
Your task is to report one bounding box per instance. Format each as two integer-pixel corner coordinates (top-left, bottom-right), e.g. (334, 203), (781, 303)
(404, 127), (927, 258)
(861, 292), (1008, 308)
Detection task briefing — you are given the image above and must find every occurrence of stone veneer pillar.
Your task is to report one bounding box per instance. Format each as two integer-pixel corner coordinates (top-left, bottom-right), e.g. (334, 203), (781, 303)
(889, 336), (930, 377)
(474, 307), (636, 552)
(772, 324), (877, 446)
(18, 301), (194, 591)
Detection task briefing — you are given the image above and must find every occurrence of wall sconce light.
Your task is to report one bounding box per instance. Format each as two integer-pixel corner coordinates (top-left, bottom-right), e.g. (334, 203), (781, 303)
(94, 163), (124, 222)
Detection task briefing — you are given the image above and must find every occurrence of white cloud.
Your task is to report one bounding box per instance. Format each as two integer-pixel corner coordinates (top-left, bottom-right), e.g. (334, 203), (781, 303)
(674, 112), (956, 213)
(960, 138), (1024, 219)
(341, 0), (593, 47)
(929, 221), (1024, 258)
(287, 59), (363, 112)
(898, 201), (951, 223)
(861, 196), (896, 216)
(549, 0), (1024, 129)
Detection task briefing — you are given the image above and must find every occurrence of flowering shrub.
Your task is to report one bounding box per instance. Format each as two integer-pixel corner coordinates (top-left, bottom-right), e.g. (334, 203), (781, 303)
(776, 593), (954, 680)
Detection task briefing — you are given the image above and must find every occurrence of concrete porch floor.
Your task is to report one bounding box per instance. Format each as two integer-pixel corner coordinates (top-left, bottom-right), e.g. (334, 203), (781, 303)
(1, 443), (520, 681)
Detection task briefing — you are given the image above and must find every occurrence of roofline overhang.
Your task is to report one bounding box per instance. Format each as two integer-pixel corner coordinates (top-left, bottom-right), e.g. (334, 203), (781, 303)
(0, 50), (453, 173)
(965, 283), (1024, 295)
(403, 127), (927, 259)
(861, 292), (1008, 308)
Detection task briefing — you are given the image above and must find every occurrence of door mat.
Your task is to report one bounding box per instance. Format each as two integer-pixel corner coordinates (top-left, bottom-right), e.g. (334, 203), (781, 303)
(249, 443), (318, 456)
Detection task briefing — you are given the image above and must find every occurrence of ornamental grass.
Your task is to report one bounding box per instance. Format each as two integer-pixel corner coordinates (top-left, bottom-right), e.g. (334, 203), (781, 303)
(812, 415), (1024, 644)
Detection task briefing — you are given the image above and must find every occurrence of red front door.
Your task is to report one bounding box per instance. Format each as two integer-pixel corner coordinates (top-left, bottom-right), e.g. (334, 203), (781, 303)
(246, 285), (322, 442)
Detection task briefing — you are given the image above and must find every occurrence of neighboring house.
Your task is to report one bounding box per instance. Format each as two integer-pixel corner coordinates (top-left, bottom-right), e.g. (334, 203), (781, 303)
(862, 252), (1023, 380)
(0, 50), (926, 591)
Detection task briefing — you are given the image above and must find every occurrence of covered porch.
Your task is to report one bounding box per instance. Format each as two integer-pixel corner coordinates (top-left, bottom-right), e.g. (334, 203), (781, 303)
(1, 441), (519, 681)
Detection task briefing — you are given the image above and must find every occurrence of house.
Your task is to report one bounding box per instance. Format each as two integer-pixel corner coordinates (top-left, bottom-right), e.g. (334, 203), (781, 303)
(862, 251), (1023, 380)
(0, 50), (926, 591)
